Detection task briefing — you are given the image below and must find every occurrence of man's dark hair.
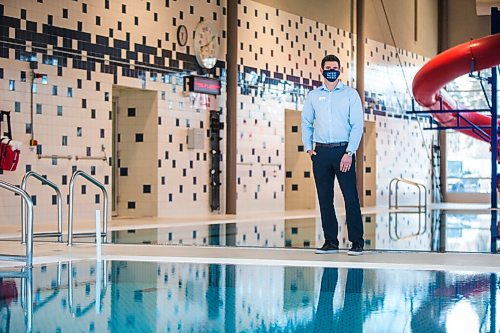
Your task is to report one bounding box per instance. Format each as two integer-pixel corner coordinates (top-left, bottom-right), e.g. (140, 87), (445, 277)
(321, 55), (341, 69)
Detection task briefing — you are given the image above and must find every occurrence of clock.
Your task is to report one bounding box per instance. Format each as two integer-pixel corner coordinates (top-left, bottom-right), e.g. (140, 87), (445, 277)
(193, 19), (218, 69)
(177, 25), (188, 47)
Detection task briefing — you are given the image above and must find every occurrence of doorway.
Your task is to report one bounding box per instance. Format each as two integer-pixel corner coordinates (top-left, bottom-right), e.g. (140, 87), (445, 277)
(284, 109), (316, 210)
(111, 87), (158, 217)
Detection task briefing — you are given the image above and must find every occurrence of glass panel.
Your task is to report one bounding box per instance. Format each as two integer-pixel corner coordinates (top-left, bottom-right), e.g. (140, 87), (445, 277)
(445, 72), (494, 194)
(446, 130), (491, 193)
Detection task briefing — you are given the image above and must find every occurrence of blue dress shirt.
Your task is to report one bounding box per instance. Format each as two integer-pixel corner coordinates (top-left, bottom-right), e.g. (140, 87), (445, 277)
(301, 82), (364, 153)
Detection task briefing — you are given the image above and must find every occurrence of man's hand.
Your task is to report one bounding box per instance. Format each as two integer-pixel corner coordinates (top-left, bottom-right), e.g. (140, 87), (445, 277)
(307, 150), (317, 156)
(340, 154), (352, 172)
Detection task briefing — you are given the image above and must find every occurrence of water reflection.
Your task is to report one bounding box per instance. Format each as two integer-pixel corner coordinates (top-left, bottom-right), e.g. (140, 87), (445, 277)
(110, 210), (498, 253)
(314, 268), (363, 333)
(0, 261), (498, 332)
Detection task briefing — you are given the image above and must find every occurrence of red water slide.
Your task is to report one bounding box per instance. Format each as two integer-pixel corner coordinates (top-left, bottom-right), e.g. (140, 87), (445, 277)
(412, 33), (500, 142)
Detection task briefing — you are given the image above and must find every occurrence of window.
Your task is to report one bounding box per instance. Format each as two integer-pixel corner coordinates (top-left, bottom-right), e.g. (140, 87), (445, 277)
(446, 74), (492, 194)
(447, 131), (490, 193)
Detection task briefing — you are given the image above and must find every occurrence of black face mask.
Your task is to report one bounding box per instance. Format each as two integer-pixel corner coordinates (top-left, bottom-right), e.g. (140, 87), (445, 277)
(322, 69), (340, 82)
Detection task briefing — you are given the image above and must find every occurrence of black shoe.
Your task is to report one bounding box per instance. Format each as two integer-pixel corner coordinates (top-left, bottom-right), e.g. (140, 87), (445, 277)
(315, 242), (339, 254)
(347, 243), (363, 256)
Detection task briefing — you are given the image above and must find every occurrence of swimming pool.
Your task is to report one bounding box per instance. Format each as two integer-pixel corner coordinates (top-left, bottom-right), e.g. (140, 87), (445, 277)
(1, 260), (498, 332)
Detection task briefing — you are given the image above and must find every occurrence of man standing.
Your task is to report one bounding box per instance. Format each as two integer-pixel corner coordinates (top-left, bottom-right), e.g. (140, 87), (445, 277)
(301, 54), (364, 255)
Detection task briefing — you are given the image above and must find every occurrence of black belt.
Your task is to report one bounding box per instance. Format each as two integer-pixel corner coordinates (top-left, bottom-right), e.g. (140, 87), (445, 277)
(315, 142), (348, 148)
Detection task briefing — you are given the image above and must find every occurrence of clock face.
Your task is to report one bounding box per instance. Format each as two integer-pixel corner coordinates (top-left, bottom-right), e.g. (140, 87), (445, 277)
(194, 20), (218, 69)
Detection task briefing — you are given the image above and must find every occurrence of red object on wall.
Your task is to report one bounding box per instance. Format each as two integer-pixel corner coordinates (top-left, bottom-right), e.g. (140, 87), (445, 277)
(412, 33), (500, 142)
(0, 138), (20, 171)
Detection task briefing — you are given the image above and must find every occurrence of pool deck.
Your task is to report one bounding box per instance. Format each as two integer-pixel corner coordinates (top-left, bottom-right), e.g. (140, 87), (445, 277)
(0, 241), (499, 273)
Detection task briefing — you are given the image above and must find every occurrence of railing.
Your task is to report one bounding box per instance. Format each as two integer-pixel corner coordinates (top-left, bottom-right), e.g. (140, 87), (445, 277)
(37, 154), (72, 160)
(75, 155), (107, 161)
(68, 170), (108, 246)
(389, 177), (427, 211)
(0, 180), (34, 268)
(21, 171), (63, 243)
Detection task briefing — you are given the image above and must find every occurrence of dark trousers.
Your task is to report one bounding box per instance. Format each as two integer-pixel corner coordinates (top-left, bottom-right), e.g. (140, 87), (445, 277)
(312, 146), (364, 246)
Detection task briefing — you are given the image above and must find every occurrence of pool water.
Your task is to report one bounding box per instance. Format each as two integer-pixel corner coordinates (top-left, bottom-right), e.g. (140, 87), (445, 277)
(1, 261), (498, 332)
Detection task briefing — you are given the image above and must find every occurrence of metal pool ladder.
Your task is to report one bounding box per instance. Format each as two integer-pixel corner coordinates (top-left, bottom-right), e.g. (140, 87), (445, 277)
(0, 180), (34, 268)
(68, 170), (108, 246)
(21, 171), (63, 243)
(389, 177), (427, 211)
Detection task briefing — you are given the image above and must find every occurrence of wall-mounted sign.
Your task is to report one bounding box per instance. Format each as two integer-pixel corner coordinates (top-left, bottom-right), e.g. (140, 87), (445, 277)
(184, 75), (221, 95)
(177, 25), (188, 47)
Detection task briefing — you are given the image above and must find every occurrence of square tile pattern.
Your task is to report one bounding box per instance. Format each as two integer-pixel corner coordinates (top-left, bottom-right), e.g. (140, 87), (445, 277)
(0, 0), (435, 227)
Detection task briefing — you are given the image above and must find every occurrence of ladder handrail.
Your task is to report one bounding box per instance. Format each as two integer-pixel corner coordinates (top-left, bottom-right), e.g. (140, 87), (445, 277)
(389, 177), (427, 211)
(21, 171), (63, 243)
(0, 180), (34, 268)
(68, 170), (108, 246)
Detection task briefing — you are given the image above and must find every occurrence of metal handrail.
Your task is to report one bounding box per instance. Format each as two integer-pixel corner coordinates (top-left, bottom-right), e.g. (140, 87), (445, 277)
(21, 171), (63, 243)
(75, 155), (107, 161)
(37, 154), (72, 160)
(389, 177), (427, 211)
(68, 170), (108, 246)
(0, 180), (34, 268)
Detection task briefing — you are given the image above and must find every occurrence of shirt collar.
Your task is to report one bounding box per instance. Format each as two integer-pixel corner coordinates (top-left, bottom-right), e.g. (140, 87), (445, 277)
(320, 81), (345, 92)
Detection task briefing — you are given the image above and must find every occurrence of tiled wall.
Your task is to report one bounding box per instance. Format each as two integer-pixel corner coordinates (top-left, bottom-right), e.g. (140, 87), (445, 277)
(235, 0), (355, 213)
(0, 0), (225, 226)
(372, 114), (435, 207)
(0, 0), (435, 230)
(363, 39), (435, 207)
(0, 55), (112, 228)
